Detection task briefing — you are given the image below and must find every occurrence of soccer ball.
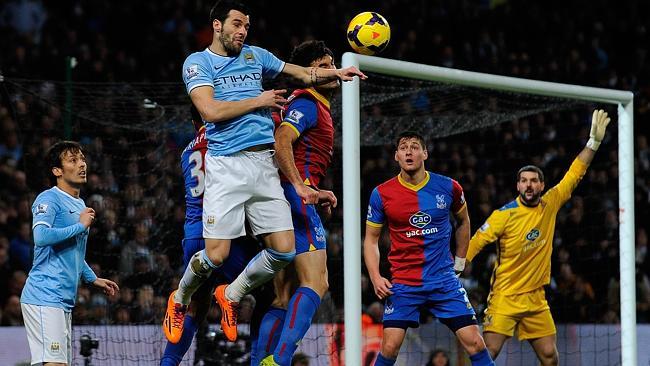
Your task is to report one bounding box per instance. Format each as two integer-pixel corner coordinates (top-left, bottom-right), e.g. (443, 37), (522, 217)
(346, 12), (390, 56)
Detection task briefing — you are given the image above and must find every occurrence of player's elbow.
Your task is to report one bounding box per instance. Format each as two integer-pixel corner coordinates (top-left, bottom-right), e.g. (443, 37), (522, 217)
(199, 109), (222, 123)
(32, 227), (47, 246)
(33, 234), (50, 247)
(193, 100), (225, 123)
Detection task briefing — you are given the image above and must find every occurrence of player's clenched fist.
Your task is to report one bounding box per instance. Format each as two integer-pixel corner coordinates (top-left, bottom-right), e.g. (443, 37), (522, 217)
(79, 207), (96, 228)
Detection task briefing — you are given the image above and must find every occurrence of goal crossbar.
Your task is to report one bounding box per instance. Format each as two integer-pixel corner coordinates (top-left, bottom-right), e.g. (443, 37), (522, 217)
(341, 53), (635, 366)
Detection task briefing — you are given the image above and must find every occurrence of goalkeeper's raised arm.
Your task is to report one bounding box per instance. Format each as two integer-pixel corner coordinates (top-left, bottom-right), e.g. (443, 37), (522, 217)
(548, 109), (611, 206)
(466, 109), (611, 364)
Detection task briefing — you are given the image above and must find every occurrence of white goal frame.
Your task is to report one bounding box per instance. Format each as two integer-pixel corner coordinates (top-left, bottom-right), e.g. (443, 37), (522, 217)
(341, 53), (636, 365)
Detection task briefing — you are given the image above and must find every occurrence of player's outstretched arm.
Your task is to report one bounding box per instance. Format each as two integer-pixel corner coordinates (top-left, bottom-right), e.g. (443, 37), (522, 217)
(453, 206), (470, 277)
(190, 86), (288, 123)
(577, 109), (611, 165)
(363, 224), (393, 299)
(281, 63), (367, 87)
(550, 109), (611, 203)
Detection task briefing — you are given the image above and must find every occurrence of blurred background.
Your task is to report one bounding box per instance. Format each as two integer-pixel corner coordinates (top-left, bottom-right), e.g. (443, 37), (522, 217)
(0, 0), (649, 365)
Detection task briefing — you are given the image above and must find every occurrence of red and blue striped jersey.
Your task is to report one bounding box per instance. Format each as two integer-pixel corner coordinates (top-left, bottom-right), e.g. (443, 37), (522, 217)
(276, 88), (334, 188)
(181, 126), (207, 239)
(366, 172), (466, 286)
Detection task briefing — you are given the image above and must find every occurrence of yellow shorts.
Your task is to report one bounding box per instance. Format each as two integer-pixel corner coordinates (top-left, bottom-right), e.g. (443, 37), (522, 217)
(482, 287), (556, 340)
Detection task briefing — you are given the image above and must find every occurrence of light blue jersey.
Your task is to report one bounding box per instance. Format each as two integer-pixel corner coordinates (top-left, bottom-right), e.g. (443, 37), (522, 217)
(21, 187), (97, 312)
(182, 45), (285, 156)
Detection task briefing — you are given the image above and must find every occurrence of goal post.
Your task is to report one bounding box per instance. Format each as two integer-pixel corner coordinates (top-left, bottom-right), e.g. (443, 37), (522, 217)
(341, 52), (636, 366)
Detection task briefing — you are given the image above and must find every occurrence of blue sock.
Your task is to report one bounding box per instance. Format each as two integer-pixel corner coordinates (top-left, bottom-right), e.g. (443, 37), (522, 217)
(469, 348), (495, 366)
(160, 315), (198, 366)
(274, 287), (321, 366)
(250, 322), (259, 365)
(374, 353), (396, 366)
(251, 307), (286, 365)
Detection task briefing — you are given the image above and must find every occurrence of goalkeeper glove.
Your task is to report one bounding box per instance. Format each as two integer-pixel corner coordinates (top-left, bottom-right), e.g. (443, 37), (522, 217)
(586, 109), (611, 151)
(454, 256), (466, 278)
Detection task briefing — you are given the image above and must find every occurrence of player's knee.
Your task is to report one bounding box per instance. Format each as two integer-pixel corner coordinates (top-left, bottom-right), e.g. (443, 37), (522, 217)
(189, 251), (215, 277)
(204, 246), (228, 266)
(466, 336), (487, 355)
(266, 248), (296, 271)
(460, 331), (486, 355)
(539, 345), (559, 365)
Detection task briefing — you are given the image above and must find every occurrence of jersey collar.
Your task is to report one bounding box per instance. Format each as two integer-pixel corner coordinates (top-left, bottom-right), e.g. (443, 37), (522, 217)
(397, 171), (430, 191)
(54, 186), (82, 201)
(205, 47), (236, 58)
(516, 195), (541, 208)
(305, 88), (330, 110)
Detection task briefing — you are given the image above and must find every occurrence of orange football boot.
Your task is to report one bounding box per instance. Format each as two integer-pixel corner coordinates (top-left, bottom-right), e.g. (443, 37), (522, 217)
(214, 284), (239, 341)
(163, 290), (188, 343)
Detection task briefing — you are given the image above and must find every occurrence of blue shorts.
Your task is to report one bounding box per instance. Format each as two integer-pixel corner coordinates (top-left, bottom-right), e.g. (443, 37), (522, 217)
(281, 182), (326, 254)
(383, 275), (475, 329)
(182, 236), (261, 283)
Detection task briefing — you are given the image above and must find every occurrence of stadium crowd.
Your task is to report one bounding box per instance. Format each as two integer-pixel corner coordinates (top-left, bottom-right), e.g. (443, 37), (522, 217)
(1, 0), (650, 335)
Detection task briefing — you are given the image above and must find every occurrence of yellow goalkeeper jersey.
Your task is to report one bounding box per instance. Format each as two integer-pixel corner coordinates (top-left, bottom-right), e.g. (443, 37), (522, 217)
(467, 158), (588, 295)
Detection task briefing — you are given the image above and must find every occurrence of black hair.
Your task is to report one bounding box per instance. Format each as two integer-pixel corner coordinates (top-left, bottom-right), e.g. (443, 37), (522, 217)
(46, 141), (83, 184)
(209, 0), (250, 23)
(190, 103), (204, 131)
(289, 40), (334, 67)
(395, 130), (427, 151)
(517, 165), (545, 182)
(426, 349), (450, 366)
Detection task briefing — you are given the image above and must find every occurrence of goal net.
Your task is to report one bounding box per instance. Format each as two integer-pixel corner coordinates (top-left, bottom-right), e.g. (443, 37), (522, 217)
(339, 54), (635, 366)
(0, 53), (635, 365)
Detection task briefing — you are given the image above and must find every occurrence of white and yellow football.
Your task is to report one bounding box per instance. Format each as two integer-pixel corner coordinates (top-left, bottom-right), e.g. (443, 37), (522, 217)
(346, 12), (391, 55)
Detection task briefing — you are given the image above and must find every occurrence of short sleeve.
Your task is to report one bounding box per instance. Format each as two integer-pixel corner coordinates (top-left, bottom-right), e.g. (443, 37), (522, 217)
(451, 179), (467, 214)
(252, 46), (285, 79)
(366, 187), (385, 227)
(280, 97), (318, 137)
(32, 193), (58, 229)
(183, 53), (213, 94)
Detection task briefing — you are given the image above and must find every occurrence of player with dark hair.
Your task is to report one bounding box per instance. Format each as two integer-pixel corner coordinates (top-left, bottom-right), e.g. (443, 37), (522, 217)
(21, 141), (119, 366)
(364, 131), (495, 366)
(467, 110), (611, 366)
(164, 0), (365, 344)
(255, 40), (338, 366)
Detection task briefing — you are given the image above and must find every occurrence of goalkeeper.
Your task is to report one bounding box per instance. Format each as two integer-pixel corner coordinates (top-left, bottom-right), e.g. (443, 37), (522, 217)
(467, 109), (611, 366)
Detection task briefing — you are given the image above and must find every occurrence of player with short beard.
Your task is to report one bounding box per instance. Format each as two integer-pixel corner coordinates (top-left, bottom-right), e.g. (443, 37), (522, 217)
(164, 0), (366, 344)
(467, 110), (611, 366)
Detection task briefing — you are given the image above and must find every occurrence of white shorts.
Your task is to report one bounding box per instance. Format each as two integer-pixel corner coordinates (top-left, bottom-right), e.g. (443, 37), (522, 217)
(203, 149), (293, 239)
(21, 303), (72, 365)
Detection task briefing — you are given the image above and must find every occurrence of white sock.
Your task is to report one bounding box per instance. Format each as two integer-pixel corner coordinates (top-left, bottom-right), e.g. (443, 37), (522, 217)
(174, 250), (217, 305)
(225, 248), (295, 303)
